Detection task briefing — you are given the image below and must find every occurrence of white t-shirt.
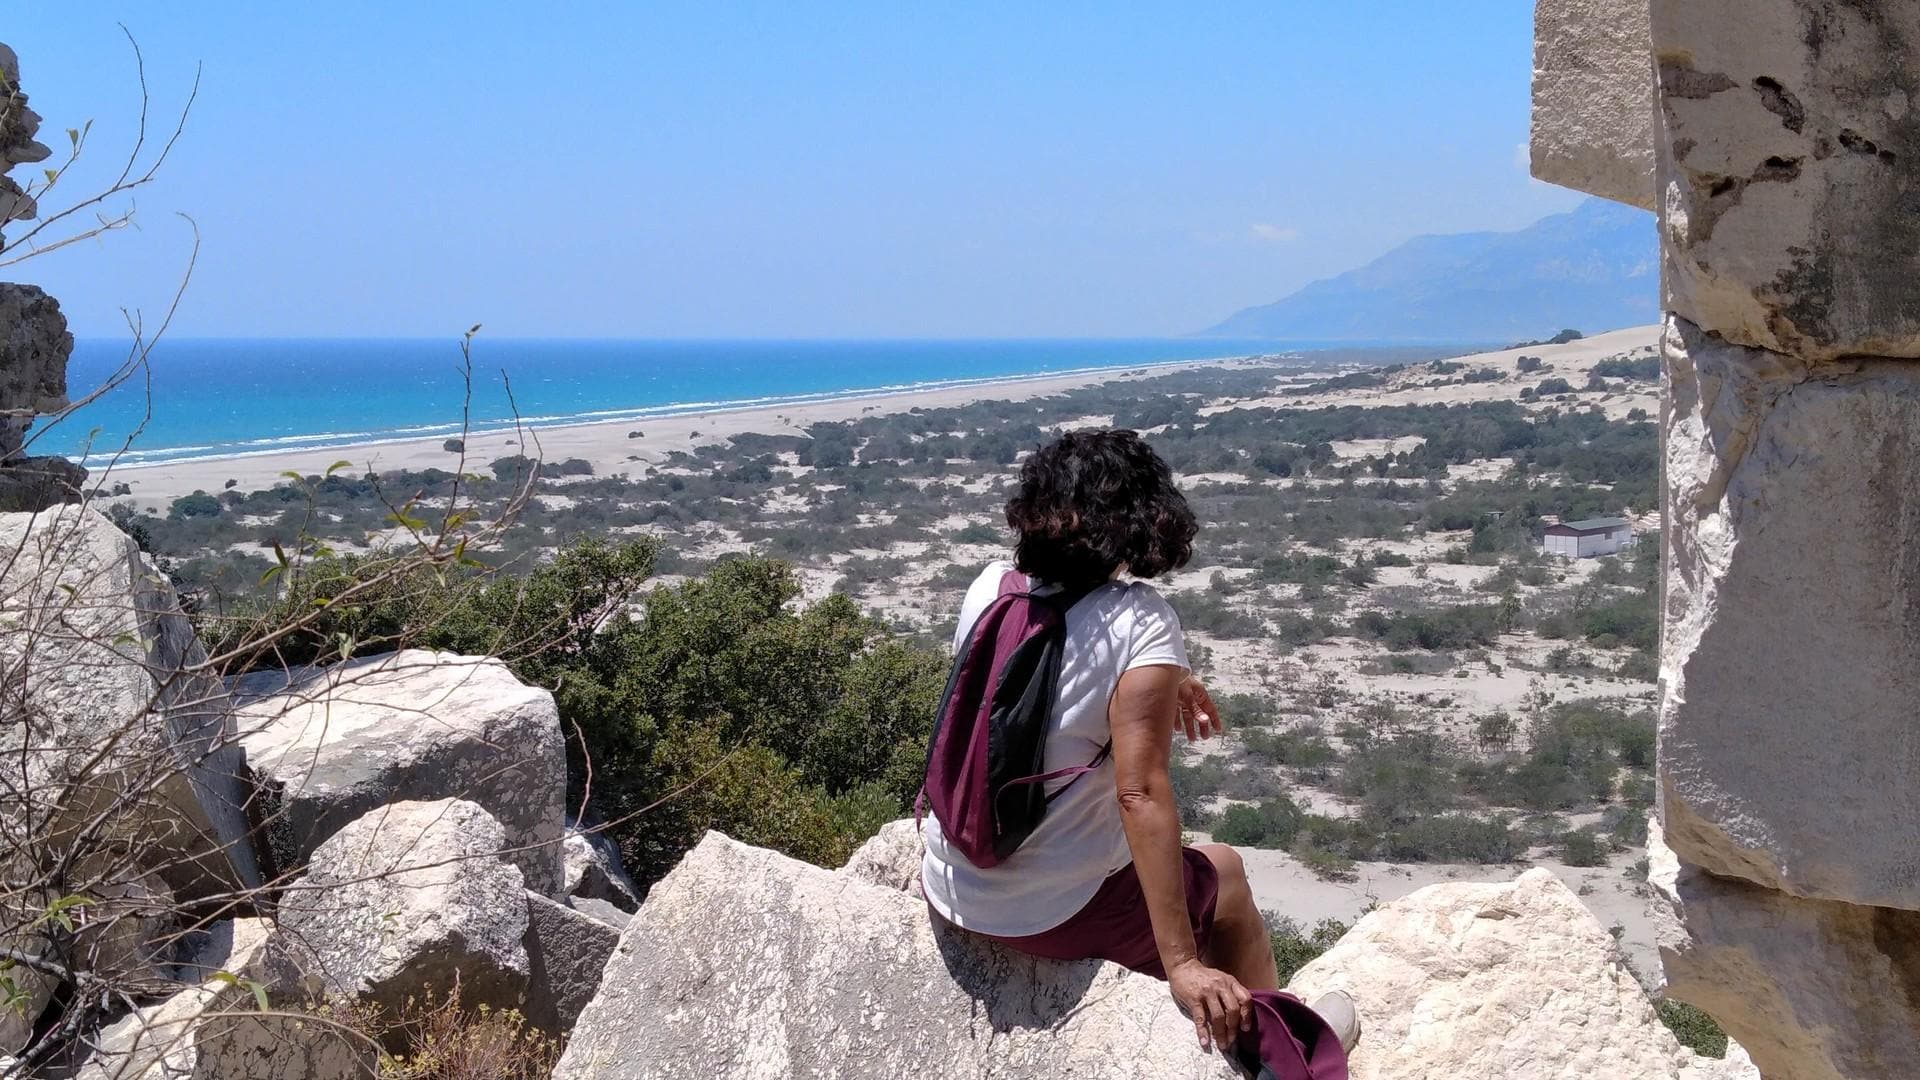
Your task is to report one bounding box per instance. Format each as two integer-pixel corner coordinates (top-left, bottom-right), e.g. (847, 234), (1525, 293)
(920, 560), (1190, 937)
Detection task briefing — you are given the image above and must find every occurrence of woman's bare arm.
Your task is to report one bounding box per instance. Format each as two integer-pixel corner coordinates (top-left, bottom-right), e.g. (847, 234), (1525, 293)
(1111, 663), (1251, 1050)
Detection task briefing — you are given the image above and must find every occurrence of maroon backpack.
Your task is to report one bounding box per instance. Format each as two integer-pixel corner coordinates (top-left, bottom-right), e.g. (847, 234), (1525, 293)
(919, 570), (1108, 868)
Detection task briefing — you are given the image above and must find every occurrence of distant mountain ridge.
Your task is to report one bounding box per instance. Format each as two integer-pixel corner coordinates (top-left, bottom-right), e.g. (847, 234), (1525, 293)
(1201, 199), (1658, 343)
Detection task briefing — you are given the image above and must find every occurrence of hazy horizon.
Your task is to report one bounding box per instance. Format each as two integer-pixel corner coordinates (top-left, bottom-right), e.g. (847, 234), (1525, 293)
(12, 4), (1574, 340)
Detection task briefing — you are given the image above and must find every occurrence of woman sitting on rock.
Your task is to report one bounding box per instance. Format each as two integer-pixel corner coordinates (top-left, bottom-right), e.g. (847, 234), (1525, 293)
(921, 429), (1357, 1076)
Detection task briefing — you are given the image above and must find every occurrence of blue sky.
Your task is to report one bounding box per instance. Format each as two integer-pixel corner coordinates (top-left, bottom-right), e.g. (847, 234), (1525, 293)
(8, 3), (1576, 338)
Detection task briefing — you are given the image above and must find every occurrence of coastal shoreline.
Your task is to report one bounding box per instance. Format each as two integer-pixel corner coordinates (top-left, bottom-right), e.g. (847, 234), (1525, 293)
(102, 354), (1268, 505)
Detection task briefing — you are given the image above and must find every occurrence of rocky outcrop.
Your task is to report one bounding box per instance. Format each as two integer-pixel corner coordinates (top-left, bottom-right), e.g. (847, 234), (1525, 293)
(523, 891), (620, 1034)
(0, 42), (82, 510)
(0, 42), (50, 230)
(1289, 868), (1753, 1080)
(0, 506), (261, 902)
(1530, 0), (1655, 209)
(0, 283), (73, 443)
(234, 650), (565, 895)
(554, 831), (1241, 1079)
(1533, 3), (1920, 1075)
(78, 919), (370, 1080)
(274, 798), (530, 1013)
(1650, 827), (1920, 1080)
(560, 828), (1747, 1080)
(562, 818), (640, 911)
(0, 289), (83, 514)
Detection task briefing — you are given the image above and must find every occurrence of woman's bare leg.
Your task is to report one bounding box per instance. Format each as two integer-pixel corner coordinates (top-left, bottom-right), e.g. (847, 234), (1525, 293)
(1194, 843), (1280, 991)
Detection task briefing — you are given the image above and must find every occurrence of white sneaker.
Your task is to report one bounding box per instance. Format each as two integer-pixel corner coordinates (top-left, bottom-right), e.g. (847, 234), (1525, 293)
(1311, 990), (1361, 1054)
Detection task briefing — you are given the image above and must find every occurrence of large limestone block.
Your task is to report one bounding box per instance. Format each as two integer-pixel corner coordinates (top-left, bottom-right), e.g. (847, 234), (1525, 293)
(553, 831), (1241, 1079)
(0, 507), (260, 902)
(274, 798), (530, 1013)
(1660, 316), (1920, 905)
(523, 891), (620, 1033)
(1530, 0), (1657, 209)
(1656, 859), (1920, 1080)
(79, 918), (371, 1080)
(235, 650), (564, 895)
(1651, 1), (1920, 359)
(1288, 868), (1748, 1080)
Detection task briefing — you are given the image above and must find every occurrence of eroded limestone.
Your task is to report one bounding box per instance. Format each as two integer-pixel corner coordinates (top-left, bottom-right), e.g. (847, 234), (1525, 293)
(1656, 856), (1920, 1080)
(1660, 315), (1920, 906)
(1651, 1), (1920, 359)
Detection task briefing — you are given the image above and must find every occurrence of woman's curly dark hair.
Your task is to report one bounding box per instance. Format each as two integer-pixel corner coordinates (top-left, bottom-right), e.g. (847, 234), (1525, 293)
(1004, 429), (1196, 589)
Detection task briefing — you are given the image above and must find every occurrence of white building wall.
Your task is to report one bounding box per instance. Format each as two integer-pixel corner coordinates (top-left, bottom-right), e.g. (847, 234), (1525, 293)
(1547, 528), (1632, 558)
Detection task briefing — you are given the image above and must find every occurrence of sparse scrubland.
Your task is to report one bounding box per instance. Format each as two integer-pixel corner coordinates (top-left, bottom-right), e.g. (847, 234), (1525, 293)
(114, 333), (1665, 932)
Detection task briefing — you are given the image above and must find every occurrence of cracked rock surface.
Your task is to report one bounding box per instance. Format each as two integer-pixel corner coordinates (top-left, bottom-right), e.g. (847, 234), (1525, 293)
(1652, 1), (1920, 359)
(1659, 314), (1920, 908)
(554, 831), (1240, 1079)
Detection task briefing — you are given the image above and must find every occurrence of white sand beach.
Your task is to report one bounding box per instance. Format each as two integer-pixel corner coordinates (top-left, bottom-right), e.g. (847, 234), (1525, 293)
(100, 325), (1660, 507)
(101, 357), (1270, 506)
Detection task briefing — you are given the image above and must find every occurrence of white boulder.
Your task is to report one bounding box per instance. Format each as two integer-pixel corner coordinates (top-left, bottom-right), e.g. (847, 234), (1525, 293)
(553, 831), (1240, 1079)
(0, 507), (261, 901)
(1287, 868), (1754, 1080)
(235, 650), (565, 895)
(274, 798), (530, 1013)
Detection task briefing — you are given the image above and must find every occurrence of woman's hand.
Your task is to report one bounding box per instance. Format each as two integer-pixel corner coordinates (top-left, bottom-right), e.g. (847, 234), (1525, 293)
(1167, 958), (1253, 1051)
(1176, 675), (1222, 742)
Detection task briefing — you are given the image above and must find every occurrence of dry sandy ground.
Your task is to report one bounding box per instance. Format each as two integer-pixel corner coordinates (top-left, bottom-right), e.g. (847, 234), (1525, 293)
(104, 358), (1268, 506)
(1211, 324), (1659, 419)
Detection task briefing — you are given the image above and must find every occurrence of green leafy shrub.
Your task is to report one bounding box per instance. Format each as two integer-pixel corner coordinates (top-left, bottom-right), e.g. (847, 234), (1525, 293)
(168, 491), (223, 520)
(1560, 829), (1608, 867)
(1213, 797), (1305, 849)
(211, 543), (946, 895)
(1265, 913), (1351, 983)
(1386, 813), (1522, 863)
(1657, 999), (1729, 1058)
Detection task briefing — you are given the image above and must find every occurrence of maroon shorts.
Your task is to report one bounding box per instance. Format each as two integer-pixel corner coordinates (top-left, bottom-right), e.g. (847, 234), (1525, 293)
(981, 847), (1220, 979)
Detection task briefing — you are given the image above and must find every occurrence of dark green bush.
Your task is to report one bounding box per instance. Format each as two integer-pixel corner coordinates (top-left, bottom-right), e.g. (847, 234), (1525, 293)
(1213, 797), (1305, 850)
(168, 491), (223, 520)
(1561, 829), (1608, 867)
(1657, 1000), (1729, 1058)
(209, 543), (946, 896)
(1265, 913), (1351, 983)
(1387, 813), (1522, 863)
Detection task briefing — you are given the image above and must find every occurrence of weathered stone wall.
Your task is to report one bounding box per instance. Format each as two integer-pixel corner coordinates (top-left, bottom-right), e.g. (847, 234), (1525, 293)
(1534, 2), (1920, 1076)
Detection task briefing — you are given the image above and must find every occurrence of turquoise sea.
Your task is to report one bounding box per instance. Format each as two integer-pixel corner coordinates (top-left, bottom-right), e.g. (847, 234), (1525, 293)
(47, 338), (1294, 467)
